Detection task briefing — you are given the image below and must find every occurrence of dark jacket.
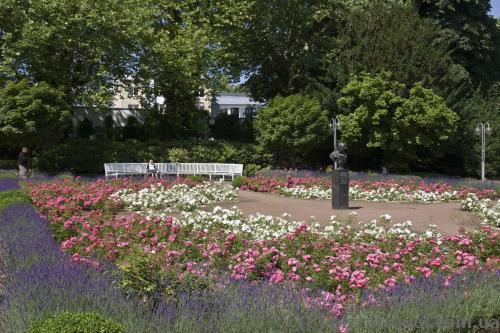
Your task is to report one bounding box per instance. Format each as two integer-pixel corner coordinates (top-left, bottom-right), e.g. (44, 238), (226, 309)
(146, 163), (157, 172)
(18, 152), (31, 168)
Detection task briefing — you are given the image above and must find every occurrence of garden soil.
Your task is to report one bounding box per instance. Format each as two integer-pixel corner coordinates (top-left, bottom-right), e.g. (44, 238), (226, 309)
(221, 190), (482, 235)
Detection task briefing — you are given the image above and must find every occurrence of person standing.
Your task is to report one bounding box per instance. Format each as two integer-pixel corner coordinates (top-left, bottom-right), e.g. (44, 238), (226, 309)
(18, 147), (31, 179)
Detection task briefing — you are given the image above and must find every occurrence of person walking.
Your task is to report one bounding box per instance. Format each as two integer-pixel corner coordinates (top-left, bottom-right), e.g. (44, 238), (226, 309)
(18, 147), (31, 179)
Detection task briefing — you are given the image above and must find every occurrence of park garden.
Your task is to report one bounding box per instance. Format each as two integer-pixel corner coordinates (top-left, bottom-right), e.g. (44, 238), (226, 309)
(1, 0), (500, 332)
(0, 173), (498, 332)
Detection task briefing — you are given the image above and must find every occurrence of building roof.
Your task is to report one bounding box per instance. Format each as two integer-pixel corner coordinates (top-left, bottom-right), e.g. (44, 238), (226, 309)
(215, 93), (264, 106)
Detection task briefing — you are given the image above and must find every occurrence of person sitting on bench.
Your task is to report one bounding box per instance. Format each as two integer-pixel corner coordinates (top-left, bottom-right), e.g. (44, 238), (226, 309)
(146, 160), (160, 178)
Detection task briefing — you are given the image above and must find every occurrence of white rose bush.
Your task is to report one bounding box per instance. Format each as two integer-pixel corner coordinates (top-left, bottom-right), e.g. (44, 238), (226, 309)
(460, 193), (500, 227)
(111, 181), (238, 212)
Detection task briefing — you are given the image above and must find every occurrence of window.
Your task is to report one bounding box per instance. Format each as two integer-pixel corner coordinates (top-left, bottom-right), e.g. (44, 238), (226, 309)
(245, 106), (257, 118)
(231, 107), (240, 117)
(127, 86), (139, 97)
(128, 104), (140, 110)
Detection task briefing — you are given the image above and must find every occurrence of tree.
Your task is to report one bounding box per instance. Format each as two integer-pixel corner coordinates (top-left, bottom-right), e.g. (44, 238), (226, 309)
(0, 0), (138, 106)
(218, 0), (343, 101)
(415, 0), (500, 86)
(450, 85), (500, 179)
(312, 0), (470, 113)
(0, 79), (71, 148)
(78, 117), (94, 139)
(337, 72), (459, 171)
(255, 94), (330, 166)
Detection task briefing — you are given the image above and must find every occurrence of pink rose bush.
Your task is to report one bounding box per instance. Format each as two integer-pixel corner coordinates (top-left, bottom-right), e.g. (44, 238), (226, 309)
(28, 178), (499, 319)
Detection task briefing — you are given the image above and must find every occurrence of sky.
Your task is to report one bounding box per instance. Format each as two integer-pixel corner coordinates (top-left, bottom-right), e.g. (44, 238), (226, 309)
(491, 0), (500, 17)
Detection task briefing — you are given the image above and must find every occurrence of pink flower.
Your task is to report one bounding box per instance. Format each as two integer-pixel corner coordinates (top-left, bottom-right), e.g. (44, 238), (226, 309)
(349, 270), (368, 288)
(332, 303), (343, 317)
(384, 276), (397, 288)
(270, 269), (285, 283)
(287, 258), (299, 266)
(430, 258), (442, 267)
(338, 323), (348, 333)
(416, 266), (432, 278)
(458, 238), (472, 246)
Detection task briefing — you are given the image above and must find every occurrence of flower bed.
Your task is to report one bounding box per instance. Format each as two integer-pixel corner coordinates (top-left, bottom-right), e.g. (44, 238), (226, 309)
(28, 179), (500, 320)
(111, 181), (238, 213)
(0, 203), (340, 333)
(460, 194), (500, 227)
(239, 176), (498, 202)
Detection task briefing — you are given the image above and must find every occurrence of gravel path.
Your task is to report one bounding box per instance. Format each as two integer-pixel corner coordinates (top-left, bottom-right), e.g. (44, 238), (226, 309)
(219, 190), (482, 235)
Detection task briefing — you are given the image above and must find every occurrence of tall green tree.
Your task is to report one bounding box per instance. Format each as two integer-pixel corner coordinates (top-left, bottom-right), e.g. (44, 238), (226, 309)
(415, 0), (500, 86)
(218, 0), (343, 101)
(255, 93), (330, 166)
(0, 79), (71, 148)
(337, 72), (459, 171)
(450, 85), (500, 179)
(312, 0), (470, 112)
(0, 0), (138, 106)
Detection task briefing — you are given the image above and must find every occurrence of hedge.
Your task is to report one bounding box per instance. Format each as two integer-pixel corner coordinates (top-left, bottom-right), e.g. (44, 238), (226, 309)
(34, 138), (272, 175)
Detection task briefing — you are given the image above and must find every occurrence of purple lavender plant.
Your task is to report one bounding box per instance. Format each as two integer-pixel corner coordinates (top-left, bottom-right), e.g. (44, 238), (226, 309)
(0, 178), (19, 192)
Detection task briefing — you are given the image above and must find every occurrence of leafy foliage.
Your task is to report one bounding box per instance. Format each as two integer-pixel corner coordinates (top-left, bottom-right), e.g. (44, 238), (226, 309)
(34, 139), (272, 174)
(27, 312), (126, 333)
(0, 79), (71, 148)
(337, 72), (459, 171)
(415, 0), (500, 86)
(453, 84), (500, 179)
(255, 94), (330, 166)
(0, 190), (31, 210)
(0, 0), (137, 106)
(168, 148), (190, 163)
(220, 0), (343, 101)
(317, 0), (470, 110)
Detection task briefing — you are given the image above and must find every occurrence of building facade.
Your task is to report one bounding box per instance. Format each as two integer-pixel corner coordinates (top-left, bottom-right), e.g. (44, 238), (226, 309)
(75, 86), (265, 130)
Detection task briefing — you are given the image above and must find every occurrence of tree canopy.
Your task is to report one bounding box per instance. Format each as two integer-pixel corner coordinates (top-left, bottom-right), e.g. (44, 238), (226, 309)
(255, 93), (330, 166)
(0, 79), (71, 148)
(337, 72), (459, 171)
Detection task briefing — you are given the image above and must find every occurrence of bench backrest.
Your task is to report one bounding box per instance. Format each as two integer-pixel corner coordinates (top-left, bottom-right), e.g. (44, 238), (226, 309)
(105, 163), (146, 174)
(105, 162), (243, 175)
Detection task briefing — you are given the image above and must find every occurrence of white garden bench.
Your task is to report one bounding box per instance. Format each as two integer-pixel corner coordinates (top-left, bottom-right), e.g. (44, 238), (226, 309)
(104, 163), (147, 180)
(104, 163), (243, 181)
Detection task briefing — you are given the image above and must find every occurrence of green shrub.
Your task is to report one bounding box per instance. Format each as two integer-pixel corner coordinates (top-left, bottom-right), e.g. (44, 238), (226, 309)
(243, 164), (262, 176)
(231, 176), (244, 188)
(0, 159), (17, 170)
(0, 171), (18, 179)
(189, 175), (203, 183)
(168, 147), (190, 163)
(34, 139), (271, 174)
(0, 190), (31, 210)
(27, 312), (126, 333)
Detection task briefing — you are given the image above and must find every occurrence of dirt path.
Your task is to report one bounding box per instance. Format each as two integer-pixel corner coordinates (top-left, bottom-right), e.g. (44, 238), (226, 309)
(218, 191), (482, 235)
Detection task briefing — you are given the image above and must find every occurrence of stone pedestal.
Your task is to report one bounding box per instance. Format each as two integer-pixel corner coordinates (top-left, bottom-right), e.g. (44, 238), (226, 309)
(332, 168), (349, 209)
